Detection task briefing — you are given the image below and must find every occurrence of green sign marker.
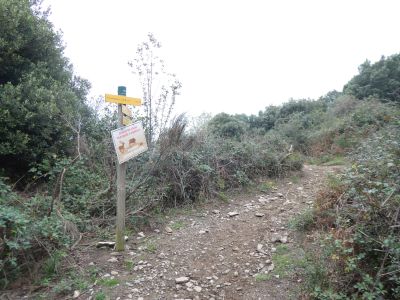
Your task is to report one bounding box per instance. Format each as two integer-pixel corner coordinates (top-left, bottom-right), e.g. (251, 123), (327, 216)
(118, 86), (126, 96)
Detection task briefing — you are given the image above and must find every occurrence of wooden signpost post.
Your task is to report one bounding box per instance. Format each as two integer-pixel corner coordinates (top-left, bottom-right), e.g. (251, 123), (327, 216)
(106, 86), (145, 251)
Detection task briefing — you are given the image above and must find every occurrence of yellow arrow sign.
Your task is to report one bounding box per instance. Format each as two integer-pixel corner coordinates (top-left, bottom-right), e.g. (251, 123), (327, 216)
(122, 105), (132, 117)
(122, 116), (132, 126)
(105, 94), (142, 106)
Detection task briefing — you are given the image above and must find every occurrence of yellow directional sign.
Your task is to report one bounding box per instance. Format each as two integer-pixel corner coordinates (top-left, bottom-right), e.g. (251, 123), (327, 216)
(122, 116), (132, 126)
(105, 94), (142, 106)
(122, 105), (132, 117)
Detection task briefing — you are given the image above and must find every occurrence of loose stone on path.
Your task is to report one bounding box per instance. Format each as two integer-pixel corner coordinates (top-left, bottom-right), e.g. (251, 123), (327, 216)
(175, 276), (190, 284)
(227, 211), (239, 217)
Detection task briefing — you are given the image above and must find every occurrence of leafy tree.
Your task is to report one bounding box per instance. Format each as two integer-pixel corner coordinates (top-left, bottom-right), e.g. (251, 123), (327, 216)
(250, 105), (280, 131)
(0, 0), (92, 178)
(318, 90), (342, 105)
(208, 113), (247, 139)
(129, 33), (182, 146)
(344, 54), (400, 103)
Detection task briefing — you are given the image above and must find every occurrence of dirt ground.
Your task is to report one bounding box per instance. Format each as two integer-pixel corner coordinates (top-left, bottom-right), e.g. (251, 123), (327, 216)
(4, 164), (342, 300)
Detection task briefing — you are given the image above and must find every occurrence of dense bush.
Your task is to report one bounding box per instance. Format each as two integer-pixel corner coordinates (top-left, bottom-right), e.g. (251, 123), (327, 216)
(0, 179), (73, 288)
(123, 115), (303, 212)
(307, 124), (400, 299)
(207, 113), (247, 139)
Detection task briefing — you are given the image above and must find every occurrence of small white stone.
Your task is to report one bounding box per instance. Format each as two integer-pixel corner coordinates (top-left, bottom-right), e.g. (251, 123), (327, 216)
(175, 276), (190, 284)
(227, 211), (239, 217)
(73, 290), (80, 298)
(194, 286), (202, 293)
(107, 257), (118, 263)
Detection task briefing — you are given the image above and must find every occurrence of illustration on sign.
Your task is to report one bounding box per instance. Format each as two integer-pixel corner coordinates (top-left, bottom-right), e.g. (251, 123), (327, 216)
(111, 122), (148, 164)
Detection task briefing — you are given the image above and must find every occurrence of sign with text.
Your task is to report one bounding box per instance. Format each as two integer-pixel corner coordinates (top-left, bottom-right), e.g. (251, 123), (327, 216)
(105, 94), (142, 106)
(111, 122), (148, 164)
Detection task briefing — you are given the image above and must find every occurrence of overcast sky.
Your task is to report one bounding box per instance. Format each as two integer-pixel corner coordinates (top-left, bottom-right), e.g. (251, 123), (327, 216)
(44, 0), (400, 116)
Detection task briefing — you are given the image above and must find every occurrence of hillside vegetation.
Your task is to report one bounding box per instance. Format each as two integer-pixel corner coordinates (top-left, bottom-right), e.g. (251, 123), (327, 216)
(1, 1), (399, 298)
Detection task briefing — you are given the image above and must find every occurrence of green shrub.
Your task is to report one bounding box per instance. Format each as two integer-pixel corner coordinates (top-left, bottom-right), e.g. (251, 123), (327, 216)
(305, 125), (400, 299)
(127, 116), (303, 210)
(289, 209), (315, 231)
(0, 179), (72, 288)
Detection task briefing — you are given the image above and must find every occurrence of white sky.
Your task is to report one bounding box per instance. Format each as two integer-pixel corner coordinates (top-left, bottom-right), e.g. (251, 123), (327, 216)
(44, 0), (400, 116)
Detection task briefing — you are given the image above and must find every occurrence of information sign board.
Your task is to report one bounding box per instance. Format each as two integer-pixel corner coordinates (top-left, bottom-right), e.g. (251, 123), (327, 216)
(111, 122), (148, 164)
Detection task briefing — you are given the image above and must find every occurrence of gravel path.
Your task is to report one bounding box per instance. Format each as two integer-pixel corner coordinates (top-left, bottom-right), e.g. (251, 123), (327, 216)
(5, 165), (342, 300)
(73, 165), (342, 300)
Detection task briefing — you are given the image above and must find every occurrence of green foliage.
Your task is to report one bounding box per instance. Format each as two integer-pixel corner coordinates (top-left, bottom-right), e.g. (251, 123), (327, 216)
(95, 291), (106, 300)
(305, 125), (400, 299)
(145, 241), (157, 253)
(42, 250), (67, 279)
(207, 113), (247, 139)
(0, 0), (93, 179)
(258, 181), (275, 193)
(170, 221), (184, 230)
(128, 115), (303, 210)
(289, 209), (315, 231)
(0, 178), (72, 288)
(344, 54), (400, 103)
(254, 273), (270, 281)
(98, 278), (119, 287)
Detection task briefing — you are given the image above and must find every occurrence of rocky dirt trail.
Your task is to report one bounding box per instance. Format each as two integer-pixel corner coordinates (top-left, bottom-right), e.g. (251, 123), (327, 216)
(67, 164), (342, 300)
(9, 165), (342, 300)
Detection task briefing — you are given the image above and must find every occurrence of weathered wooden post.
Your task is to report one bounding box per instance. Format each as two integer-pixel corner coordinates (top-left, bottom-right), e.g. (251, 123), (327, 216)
(105, 87), (147, 251)
(115, 86), (127, 251)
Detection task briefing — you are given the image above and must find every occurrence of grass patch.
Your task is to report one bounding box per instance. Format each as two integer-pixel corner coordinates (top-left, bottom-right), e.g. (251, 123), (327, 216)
(255, 273), (270, 281)
(217, 192), (229, 202)
(270, 244), (307, 278)
(41, 250), (67, 281)
(290, 175), (300, 184)
(124, 259), (134, 269)
(258, 181), (275, 193)
(52, 275), (89, 295)
(288, 209), (315, 231)
(98, 278), (119, 287)
(321, 156), (346, 166)
(308, 154), (347, 166)
(145, 241), (157, 253)
(170, 220), (184, 230)
(94, 291), (106, 300)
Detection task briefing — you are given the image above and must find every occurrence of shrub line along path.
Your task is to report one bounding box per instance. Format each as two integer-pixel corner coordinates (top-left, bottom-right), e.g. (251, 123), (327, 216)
(18, 165), (342, 300)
